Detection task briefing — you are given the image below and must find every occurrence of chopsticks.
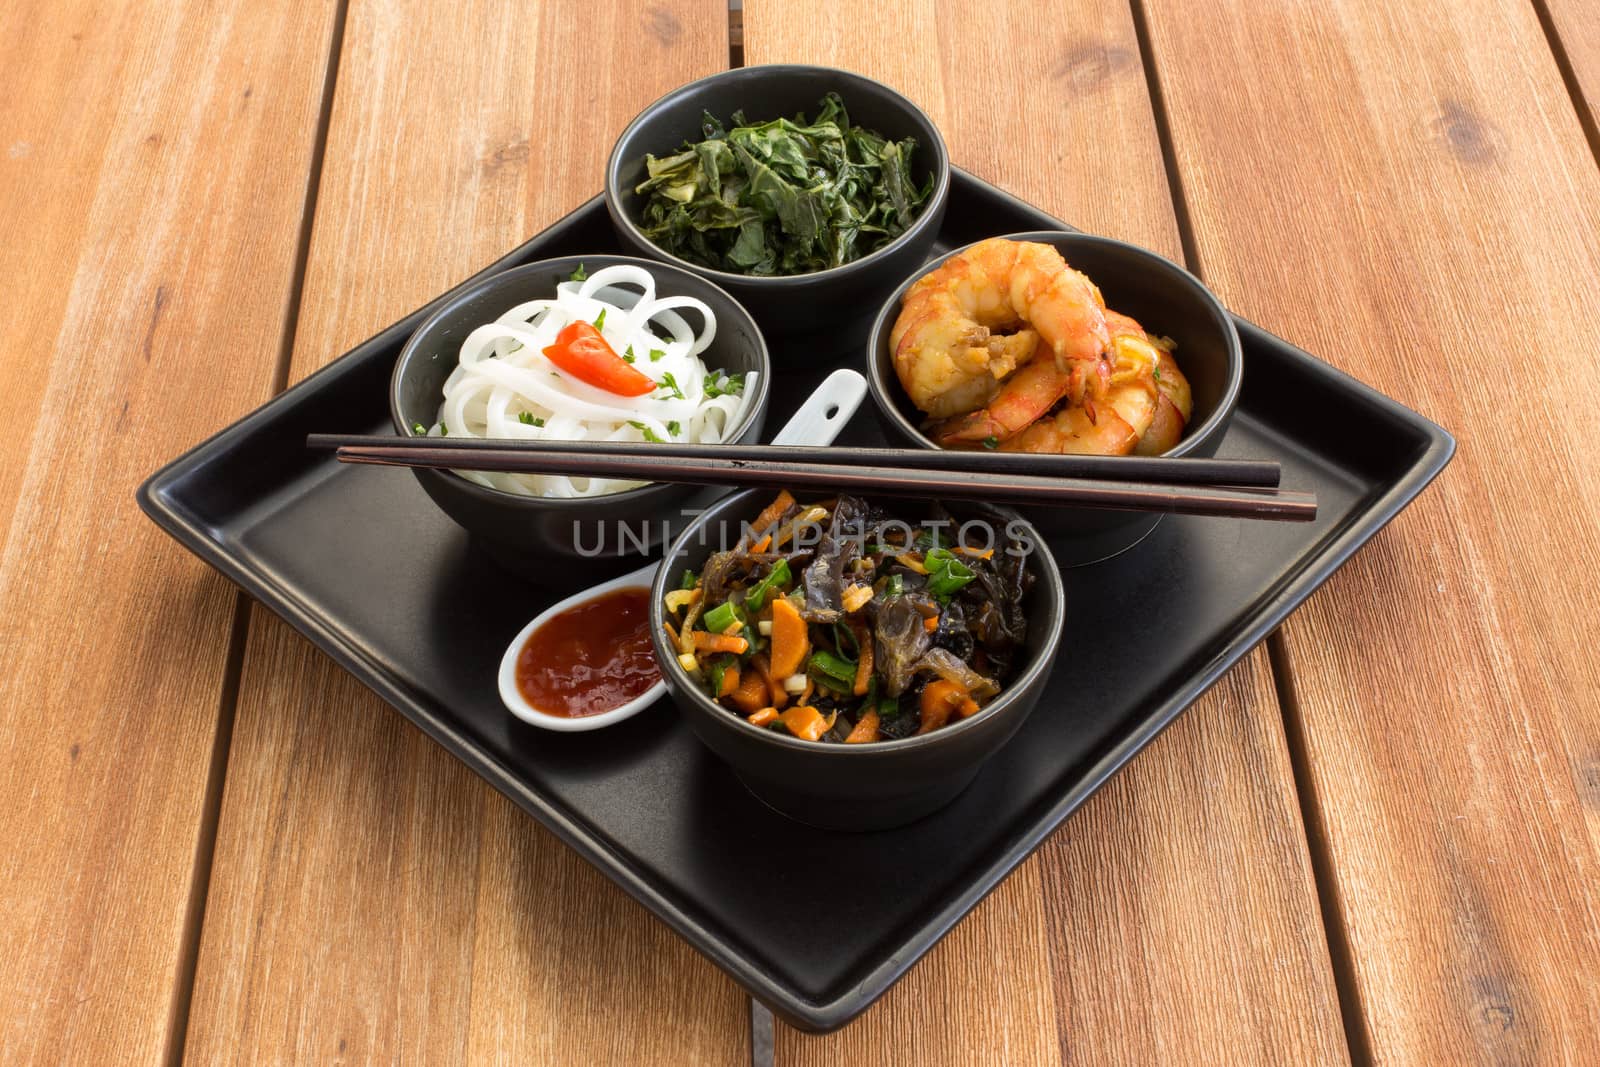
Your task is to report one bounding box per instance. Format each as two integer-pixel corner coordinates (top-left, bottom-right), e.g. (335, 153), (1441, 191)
(308, 435), (1282, 487)
(306, 434), (1316, 522)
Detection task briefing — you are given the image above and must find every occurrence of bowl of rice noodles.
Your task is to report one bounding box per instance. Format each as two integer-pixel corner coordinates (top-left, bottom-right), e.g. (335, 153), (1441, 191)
(391, 254), (770, 582)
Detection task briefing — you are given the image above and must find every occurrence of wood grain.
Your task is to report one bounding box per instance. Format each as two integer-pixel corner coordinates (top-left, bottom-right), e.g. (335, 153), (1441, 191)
(751, 0), (1182, 254)
(180, 2), (750, 1064)
(1539, 0), (1600, 147)
(0, 1), (339, 1062)
(744, 3), (1349, 1063)
(1141, 0), (1600, 1059)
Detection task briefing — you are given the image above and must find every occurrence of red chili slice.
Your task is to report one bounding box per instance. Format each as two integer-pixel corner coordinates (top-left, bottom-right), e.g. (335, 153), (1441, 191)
(541, 321), (656, 396)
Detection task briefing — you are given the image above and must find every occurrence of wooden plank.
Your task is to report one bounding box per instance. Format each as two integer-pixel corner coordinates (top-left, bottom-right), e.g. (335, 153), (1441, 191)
(179, 2), (749, 1063)
(1141, 0), (1600, 1060)
(0, 1), (340, 1062)
(743, 4), (1350, 1063)
(1539, 0), (1600, 146)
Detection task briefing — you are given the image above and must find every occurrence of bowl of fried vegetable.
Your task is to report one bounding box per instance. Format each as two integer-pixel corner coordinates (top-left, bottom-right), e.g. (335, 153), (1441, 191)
(606, 65), (949, 342)
(650, 488), (1064, 831)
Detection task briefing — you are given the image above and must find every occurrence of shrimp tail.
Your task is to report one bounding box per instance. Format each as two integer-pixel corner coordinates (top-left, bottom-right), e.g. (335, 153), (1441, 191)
(931, 409), (1010, 445)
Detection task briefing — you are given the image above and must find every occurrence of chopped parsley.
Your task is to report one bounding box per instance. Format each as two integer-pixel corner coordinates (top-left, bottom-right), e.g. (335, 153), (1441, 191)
(703, 371), (745, 398)
(622, 344), (636, 364)
(656, 371), (685, 400)
(518, 412), (545, 427)
(666, 420), (681, 436)
(593, 307), (607, 331)
(982, 435), (999, 450)
(569, 263), (587, 281)
(649, 348), (666, 362)
(628, 420), (666, 443)
(412, 422), (427, 435)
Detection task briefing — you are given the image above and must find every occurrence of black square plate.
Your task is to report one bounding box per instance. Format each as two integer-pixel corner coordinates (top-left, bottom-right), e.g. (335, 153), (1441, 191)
(139, 168), (1452, 1032)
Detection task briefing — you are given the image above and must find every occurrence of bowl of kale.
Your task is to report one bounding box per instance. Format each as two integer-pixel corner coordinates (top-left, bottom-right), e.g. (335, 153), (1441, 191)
(606, 65), (950, 341)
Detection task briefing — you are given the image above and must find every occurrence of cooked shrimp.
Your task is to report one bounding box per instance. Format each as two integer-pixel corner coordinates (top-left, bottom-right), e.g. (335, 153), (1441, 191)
(1136, 344), (1192, 455)
(930, 349), (1070, 445)
(889, 239), (1110, 419)
(1000, 311), (1194, 455)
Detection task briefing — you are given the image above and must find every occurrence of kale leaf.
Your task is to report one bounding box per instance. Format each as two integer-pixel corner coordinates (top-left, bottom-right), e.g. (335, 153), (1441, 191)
(634, 93), (931, 276)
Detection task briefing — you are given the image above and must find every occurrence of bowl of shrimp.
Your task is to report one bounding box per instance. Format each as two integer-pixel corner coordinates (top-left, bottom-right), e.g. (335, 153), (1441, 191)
(866, 232), (1243, 564)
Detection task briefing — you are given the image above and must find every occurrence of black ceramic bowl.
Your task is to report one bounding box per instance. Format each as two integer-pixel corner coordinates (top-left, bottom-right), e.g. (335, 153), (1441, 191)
(390, 255), (770, 584)
(605, 65), (950, 344)
(866, 231), (1243, 565)
(649, 490), (1065, 831)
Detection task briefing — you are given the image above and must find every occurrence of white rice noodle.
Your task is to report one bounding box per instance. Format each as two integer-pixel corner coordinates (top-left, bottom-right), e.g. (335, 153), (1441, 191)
(428, 264), (755, 498)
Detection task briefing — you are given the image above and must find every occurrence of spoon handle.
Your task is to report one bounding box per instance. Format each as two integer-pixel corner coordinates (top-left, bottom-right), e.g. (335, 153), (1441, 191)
(769, 369), (868, 447)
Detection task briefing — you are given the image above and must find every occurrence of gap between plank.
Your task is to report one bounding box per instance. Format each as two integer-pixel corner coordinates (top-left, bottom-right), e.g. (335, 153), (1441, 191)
(270, 0), (354, 397)
(1126, 0), (1369, 1060)
(160, 594), (249, 1067)
(1528, 0), (1600, 168)
(1268, 634), (1375, 1066)
(728, 4), (767, 1060)
(748, 999), (775, 1067)
(728, 6), (762, 1061)
(160, 1), (352, 1062)
(1126, 0), (1202, 275)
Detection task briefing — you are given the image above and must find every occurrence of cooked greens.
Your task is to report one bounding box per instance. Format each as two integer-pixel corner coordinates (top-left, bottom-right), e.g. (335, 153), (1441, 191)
(634, 93), (932, 276)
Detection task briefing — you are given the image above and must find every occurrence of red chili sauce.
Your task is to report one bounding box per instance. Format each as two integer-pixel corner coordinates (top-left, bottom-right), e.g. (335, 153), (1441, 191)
(515, 587), (659, 717)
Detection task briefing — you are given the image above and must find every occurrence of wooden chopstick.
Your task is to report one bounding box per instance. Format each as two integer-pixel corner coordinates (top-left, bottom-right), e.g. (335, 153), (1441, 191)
(309, 436), (1316, 522)
(306, 434), (1282, 488)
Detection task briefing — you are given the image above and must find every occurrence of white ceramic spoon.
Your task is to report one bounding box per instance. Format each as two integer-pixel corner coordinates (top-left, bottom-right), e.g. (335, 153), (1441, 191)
(498, 368), (868, 731)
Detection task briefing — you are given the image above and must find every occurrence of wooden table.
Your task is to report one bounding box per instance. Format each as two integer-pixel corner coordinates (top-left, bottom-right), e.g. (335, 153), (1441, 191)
(5, 0), (1598, 1062)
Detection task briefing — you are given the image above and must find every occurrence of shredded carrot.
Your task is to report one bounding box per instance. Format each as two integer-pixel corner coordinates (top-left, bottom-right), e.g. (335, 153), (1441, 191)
(780, 705), (830, 742)
(746, 707), (778, 727)
(662, 620), (679, 647)
(844, 709), (881, 743)
(956, 546), (995, 560)
(917, 700), (953, 735)
(767, 597), (810, 677)
(728, 668), (769, 713)
(748, 490), (796, 543)
(850, 620), (874, 696)
(692, 631), (749, 655)
(799, 677), (815, 705)
(751, 533), (773, 554)
(957, 696), (982, 717)
(748, 653), (789, 710)
(896, 552), (928, 574)
(923, 614), (939, 632)
(717, 664), (741, 698)
(918, 679), (970, 734)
